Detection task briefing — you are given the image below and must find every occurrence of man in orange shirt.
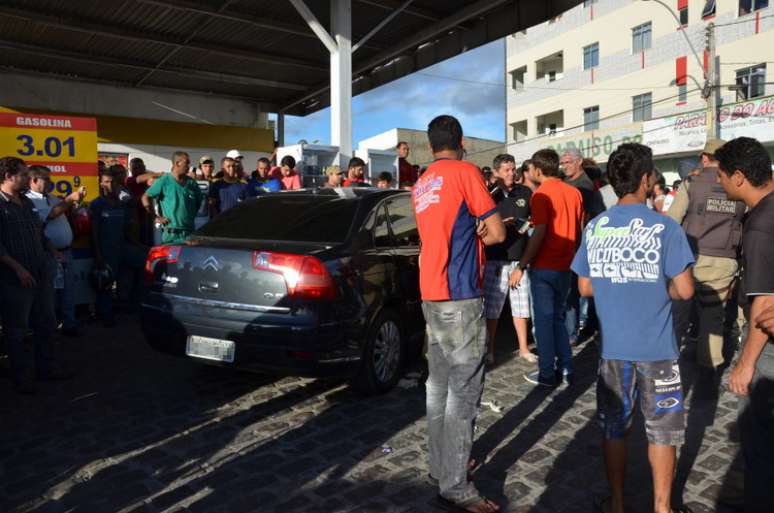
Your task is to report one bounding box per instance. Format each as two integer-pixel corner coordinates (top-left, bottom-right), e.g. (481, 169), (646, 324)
(509, 149), (583, 387)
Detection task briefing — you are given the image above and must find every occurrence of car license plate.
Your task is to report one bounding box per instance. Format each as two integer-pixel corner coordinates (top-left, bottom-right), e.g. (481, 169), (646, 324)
(186, 336), (235, 363)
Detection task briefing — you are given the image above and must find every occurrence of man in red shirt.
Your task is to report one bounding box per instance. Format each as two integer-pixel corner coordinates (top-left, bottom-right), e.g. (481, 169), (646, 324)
(397, 141), (419, 186)
(413, 115), (504, 513)
(343, 157), (366, 187)
(509, 149), (583, 387)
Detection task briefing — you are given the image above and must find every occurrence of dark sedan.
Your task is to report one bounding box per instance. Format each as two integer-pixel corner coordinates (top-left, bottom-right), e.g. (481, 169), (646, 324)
(140, 188), (424, 394)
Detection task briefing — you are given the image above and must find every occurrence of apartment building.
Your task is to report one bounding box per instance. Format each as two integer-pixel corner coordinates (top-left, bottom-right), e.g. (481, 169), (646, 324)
(506, 0), (774, 179)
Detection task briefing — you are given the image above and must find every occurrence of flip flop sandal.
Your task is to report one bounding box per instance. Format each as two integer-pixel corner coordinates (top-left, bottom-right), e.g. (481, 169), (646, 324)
(436, 495), (499, 513)
(428, 459), (481, 486)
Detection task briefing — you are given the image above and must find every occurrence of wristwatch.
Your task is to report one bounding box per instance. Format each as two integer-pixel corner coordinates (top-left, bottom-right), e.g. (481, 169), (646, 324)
(517, 262), (528, 272)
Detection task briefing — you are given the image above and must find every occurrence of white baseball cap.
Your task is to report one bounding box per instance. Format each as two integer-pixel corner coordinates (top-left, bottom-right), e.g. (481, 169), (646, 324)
(226, 149), (243, 159)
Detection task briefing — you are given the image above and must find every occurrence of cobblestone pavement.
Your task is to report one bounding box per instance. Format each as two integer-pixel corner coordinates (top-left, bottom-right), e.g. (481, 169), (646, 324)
(1, 316), (744, 513)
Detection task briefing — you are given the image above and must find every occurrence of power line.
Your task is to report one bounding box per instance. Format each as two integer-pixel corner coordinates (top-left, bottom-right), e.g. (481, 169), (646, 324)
(714, 13), (774, 28)
(416, 71), (689, 92)
(415, 88), (704, 166)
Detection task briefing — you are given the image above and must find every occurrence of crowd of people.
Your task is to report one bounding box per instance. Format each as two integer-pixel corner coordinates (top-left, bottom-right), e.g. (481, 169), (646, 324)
(412, 114), (774, 513)
(0, 142), (417, 392)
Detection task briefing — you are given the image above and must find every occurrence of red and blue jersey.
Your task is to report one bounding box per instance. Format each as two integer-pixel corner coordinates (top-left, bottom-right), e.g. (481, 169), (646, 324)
(412, 159), (497, 301)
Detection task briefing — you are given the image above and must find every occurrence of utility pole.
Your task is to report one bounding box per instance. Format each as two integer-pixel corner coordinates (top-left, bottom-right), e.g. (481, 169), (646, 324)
(705, 23), (720, 139)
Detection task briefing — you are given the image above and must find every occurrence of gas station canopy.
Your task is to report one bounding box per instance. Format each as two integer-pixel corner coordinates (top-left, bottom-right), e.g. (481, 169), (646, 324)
(0, 0), (582, 117)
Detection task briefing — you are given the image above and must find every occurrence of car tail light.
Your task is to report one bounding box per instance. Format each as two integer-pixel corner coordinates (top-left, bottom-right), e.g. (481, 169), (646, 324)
(145, 245), (182, 283)
(252, 251), (337, 300)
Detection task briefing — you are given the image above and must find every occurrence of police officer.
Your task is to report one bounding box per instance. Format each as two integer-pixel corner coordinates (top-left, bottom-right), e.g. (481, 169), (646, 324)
(668, 139), (746, 388)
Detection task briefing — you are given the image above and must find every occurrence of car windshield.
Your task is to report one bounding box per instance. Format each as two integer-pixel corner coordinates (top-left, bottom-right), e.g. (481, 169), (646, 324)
(194, 195), (359, 243)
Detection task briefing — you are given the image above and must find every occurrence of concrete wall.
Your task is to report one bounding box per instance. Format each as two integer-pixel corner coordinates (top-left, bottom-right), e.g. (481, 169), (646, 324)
(1, 72), (269, 128)
(98, 143), (270, 175)
(358, 128), (504, 170)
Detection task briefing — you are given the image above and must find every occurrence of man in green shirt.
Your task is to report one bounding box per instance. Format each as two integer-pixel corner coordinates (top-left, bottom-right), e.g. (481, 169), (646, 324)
(141, 151), (205, 244)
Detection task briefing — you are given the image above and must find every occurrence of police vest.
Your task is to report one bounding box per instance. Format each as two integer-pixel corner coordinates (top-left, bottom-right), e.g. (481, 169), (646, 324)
(682, 167), (745, 259)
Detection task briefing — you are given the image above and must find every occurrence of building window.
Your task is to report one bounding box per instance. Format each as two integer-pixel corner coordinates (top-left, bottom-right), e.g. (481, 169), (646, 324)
(702, 0), (717, 18)
(583, 43), (599, 70)
(736, 64), (767, 100)
(679, 5), (689, 25)
(511, 120), (528, 142)
(678, 84), (688, 104)
(583, 106), (600, 131)
(739, 0), (769, 16)
(510, 66), (526, 91)
(632, 93), (653, 122)
(632, 22), (652, 53)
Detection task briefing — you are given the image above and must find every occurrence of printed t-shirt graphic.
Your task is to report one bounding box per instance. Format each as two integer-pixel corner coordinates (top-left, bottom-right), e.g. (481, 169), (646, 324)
(571, 204), (695, 361)
(412, 159), (497, 301)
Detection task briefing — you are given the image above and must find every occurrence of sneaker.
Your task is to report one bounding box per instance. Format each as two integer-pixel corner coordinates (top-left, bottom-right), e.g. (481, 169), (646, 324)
(556, 368), (574, 386)
(518, 351), (538, 364)
(524, 371), (557, 387)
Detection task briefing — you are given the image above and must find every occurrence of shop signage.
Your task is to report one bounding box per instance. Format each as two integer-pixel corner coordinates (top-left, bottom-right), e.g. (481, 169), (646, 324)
(0, 112), (98, 200)
(643, 96), (774, 155)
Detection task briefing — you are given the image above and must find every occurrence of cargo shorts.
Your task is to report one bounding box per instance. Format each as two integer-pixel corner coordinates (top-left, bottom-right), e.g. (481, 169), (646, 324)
(597, 359), (686, 446)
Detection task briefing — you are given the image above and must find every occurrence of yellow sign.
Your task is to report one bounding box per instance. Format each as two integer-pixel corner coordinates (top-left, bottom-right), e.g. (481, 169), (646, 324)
(0, 112), (98, 200)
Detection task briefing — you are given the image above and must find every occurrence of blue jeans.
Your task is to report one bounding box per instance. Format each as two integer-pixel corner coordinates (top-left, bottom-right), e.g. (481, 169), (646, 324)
(0, 257), (58, 383)
(56, 249), (77, 330)
(566, 273), (595, 340)
(423, 297), (486, 503)
(95, 244), (148, 320)
(530, 269), (573, 381)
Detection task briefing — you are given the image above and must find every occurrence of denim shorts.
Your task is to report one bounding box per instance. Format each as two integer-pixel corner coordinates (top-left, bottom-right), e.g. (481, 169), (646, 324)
(597, 359), (686, 446)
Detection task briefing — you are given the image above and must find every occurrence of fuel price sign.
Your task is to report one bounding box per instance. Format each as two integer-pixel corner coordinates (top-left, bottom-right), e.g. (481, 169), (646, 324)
(0, 112), (98, 200)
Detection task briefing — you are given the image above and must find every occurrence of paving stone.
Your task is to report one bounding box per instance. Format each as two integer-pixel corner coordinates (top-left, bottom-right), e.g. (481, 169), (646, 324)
(0, 319), (741, 513)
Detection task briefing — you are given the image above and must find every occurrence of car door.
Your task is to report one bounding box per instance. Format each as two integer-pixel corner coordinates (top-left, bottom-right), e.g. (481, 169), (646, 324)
(347, 202), (398, 332)
(383, 195), (422, 334)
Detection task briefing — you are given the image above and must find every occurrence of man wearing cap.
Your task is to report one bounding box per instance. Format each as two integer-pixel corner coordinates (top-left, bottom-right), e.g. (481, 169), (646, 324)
(226, 149), (245, 179)
(197, 156), (215, 182)
(668, 139), (746, 396)
(321, 166), (344, 188)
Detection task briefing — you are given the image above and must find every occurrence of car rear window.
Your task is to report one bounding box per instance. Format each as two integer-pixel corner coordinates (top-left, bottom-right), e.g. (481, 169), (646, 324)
(194, 195), (359, 243)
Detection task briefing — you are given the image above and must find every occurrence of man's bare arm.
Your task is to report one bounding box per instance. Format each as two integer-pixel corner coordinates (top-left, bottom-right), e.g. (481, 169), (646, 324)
(730, 295), (774, 396)
(479, 212), (505, 246)
(668, 267), (694, 300)
(578, 276), (593, 297)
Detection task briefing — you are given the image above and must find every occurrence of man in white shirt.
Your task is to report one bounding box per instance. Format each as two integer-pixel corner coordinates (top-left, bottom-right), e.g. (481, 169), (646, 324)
(26, 166), (85, 336)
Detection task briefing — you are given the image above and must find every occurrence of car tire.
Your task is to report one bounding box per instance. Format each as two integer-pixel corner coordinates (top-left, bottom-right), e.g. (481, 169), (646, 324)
(351, 309), (405, 395)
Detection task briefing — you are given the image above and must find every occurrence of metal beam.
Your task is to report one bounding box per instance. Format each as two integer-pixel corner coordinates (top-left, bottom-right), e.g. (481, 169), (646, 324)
(0, 66), (280, 110)
(355, 0), (440, 22)
(136, 0), (383, 51)
(330, 0), (353, 162)
(353, 0), (413, 53)
(288, 0), (339, 54)
(282, 0), (509, 112)
(135, 0), (236, 86)
(0, 4), (328, 72)
(0, 39), (309, 91)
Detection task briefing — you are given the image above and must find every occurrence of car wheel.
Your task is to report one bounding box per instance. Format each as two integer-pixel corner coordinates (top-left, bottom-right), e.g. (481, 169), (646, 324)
(352, 310), (405, 395)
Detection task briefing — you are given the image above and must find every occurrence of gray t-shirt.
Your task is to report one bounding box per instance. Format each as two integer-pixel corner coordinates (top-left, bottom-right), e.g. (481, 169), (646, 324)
(25, 191), (73, 249)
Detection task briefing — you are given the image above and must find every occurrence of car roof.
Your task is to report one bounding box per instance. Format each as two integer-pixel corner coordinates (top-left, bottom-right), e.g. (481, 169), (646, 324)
(277, 187), (409, 201)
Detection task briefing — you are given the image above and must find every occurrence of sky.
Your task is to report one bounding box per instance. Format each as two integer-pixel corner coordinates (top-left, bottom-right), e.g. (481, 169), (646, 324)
(276, 39), (506, 146)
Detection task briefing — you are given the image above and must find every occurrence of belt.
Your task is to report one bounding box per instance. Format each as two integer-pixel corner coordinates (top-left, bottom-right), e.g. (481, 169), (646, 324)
(161, 226), (193, 233)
